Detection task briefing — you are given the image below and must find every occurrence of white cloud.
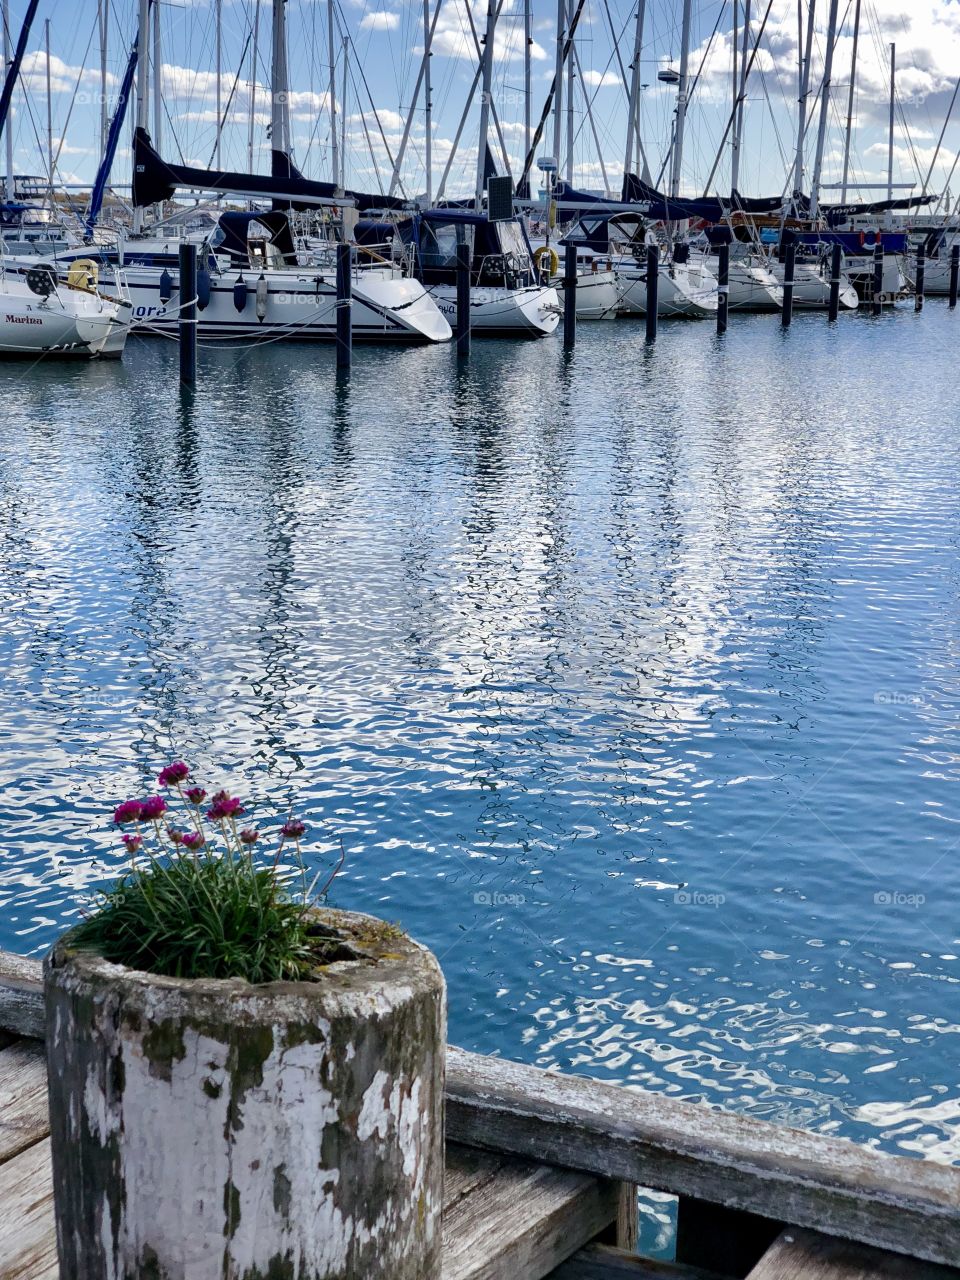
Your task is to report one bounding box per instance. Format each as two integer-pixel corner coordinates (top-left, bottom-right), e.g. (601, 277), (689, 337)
(581, 69), (622, 89)
(359, 11), (400, 31)
(20, 51), (117, 95)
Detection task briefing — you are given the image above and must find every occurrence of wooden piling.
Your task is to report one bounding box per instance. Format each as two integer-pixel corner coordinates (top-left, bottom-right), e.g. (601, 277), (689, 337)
(828, 242), (842, 321)
(336, 242), (352, 370)
(950, 243), (959, 309)
(645, 244), (658, 343)
(716, 242), (729, 335)
(915, 244), (925, 313)
(178, 241), (197, 387)
(455, 240), (471, 359)
(781, 242), (796, 328)
(563, 241), (577, 347)
(872, 241), (884, 315)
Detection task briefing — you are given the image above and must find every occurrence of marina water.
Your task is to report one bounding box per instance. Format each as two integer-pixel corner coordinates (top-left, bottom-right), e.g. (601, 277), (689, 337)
(1, 309), (959, 1174)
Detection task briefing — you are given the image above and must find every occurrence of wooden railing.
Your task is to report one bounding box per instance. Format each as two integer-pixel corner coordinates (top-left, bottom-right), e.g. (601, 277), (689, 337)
(4, 948), (959, 1271)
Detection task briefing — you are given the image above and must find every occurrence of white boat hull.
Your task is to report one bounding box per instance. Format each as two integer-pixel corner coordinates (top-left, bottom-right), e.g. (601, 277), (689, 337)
(426, 283), (560, 336)
(724, 259), (783, 311)
(0, 270), (131, 358)
(554, 269), (619, 320)
(914, 256), (956, 294)
(615, 258), (718, 318)
(771, 260), (859, 310)
(96, 262), (451, 344)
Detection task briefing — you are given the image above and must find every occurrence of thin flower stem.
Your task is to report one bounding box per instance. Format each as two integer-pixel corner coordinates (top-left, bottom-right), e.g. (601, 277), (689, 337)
(316, 837), (346, 900)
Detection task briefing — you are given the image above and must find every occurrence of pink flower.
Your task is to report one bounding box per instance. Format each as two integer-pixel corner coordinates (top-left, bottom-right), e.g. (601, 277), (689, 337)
(157, 761), (190, 787)
(207, 795), (244, 821)
(182, 832), (205, 851)
(185, 787), (207, 805)
(281, 819), (306, 839)
(113, 800), (143, 826)
(239, 828), (259, 846)
(166, 828), (185, 845)
(121, 833), (142, 853)
(140, 795), (167, 821)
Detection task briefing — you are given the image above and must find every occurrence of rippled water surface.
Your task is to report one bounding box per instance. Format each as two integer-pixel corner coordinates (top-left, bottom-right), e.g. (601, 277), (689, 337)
(3, 308), (960, 1165)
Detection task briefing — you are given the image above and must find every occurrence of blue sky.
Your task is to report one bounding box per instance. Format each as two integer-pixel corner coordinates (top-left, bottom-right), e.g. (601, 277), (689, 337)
(4, 0), (960, 202)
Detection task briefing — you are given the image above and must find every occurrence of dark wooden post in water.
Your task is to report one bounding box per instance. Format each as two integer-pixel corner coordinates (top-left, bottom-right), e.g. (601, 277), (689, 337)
(716, 242), (729, 335)
(872, 241), (884, 315)
(915, 243), (925, 312)
(178, 241), (197, 387)
(828, 242), (842, 321)
(781, 242), (796, 328)
(455, 240), (471, 359)
(951, 243), (960, 308)
(336, 242), (352, 370)
(645, 244), (659, 343)
(563, 241), (577, 347)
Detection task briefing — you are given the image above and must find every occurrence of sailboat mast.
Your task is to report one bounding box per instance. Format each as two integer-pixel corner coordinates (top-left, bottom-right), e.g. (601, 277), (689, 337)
(2, 0), (14, 200)
(668, 0), (693, 198)
(523, 0), (531, 175)
(98, 0), (109, 155)
(44, 18), (52, 196)
(475, 0), (497, 206)
(132, 0), (149, 231)
(809, 0), (839, 219)
(733, 0), (750, 191)
(248, 0), (260, 171)
(565, 0), (574, 182)
(623, 0), (645, 182)
(885, 42), (895, 228)
(551, 0), (564, 161)
(341, 35), (348, 189)
(731, 0), (751, 192)
(423, 0), (432, 204)
(792, 0), (816, 203)
(215, 0), (222, 166)
(328, 0), (339, 187)
(152, 0), (161, 155)
(839, 0), (860, 201)
(731, 0), (738, 187)
(272, 0), (291, 157)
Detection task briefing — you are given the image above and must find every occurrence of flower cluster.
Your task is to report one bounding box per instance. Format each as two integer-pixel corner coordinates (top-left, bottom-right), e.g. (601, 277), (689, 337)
(109, 763), (332, 890)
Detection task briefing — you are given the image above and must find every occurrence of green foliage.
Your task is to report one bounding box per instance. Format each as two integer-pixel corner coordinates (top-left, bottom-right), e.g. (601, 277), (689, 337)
(74, 853), (317, 983)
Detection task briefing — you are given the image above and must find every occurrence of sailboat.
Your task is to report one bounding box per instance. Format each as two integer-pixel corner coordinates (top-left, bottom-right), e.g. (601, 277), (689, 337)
(66, 0), (450, 346)
(0, 255), (131, 357)
(0, 0), (132, 357)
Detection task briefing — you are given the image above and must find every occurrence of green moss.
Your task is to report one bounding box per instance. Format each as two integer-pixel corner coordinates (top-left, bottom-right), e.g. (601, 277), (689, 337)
(272, 1164), (292, 1218)
(141, 1019), (186, 1083)
(223, 1179), (241, 1239)
(226, 1025), (275, 1135)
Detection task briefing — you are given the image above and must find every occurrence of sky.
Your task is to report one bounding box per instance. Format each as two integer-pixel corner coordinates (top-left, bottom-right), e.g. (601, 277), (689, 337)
(3, 0), (960, 204)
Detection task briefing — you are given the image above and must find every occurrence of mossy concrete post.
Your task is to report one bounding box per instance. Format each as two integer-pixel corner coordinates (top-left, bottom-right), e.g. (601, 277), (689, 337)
(44, 910), (446, 1280)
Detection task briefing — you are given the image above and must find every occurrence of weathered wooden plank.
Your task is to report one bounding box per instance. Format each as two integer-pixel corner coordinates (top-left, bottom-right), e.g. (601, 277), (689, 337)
(441, 1156), (617, 1280)
(547, 1243), (728, 1279)
(747, 1227), (960, 1279)
(0, 1039), (49, 1164)
(0, 1136), (57, 1280)
(0, 951), (43, 1041)
(445, 1046), (960, 1267)
(444, 1143), (505, 1208)
(597, 1182), (640, 1252)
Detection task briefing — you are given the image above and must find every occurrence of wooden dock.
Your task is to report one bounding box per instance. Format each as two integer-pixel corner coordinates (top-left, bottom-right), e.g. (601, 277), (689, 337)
(2, 949), (960, 1279)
